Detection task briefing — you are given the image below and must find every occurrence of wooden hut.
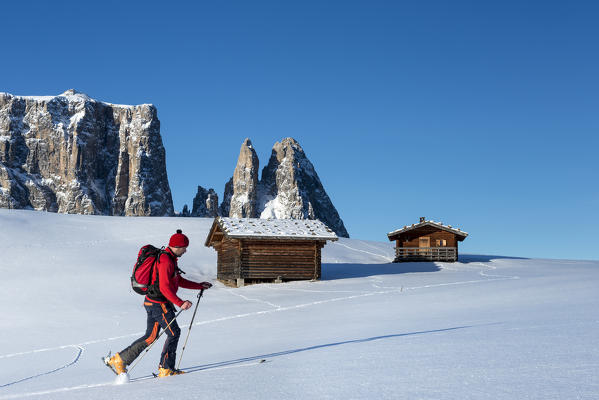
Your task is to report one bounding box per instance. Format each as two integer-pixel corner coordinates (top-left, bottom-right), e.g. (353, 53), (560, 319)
(387, 217), (468, 262)
(205, 217), (338, 287)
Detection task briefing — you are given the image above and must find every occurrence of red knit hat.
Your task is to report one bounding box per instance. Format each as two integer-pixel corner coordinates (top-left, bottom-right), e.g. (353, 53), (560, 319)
(169, 229), (189, 247)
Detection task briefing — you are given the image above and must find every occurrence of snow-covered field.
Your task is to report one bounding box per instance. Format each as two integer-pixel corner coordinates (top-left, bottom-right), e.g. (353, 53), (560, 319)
(1, 209), (598, 399)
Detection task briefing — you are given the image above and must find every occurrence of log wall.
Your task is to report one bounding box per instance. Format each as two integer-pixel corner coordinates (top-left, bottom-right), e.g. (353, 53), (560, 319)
(216, 239), (241, 281)
(215, 238), (326, 282)
(241, 240), (324, 280)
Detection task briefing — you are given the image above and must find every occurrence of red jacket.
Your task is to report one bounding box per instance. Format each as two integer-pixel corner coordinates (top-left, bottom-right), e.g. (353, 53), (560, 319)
(146, 247), (205, 307)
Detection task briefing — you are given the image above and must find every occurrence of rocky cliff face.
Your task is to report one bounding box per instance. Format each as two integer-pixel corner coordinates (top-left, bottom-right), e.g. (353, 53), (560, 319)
(0, 90), (173, 216)
(228, 138), (259, 218)
(191, 186), (219, 217)
(219, 177), (233, 217)
(219, 137), (349, 237)
(258, 138), (349, 237)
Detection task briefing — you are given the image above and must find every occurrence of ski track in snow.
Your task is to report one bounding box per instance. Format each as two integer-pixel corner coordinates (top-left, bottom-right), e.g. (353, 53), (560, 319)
(0, 261), (521, 396)
(224, 288), (282, 309)
(330, 241), (394, 262)
(439, 261), (520, 280)
(264, 285), (371, 294)
(0, 346), (84, 389)
(0, 359), (269, 399)
(0, 381), (114, 400)
(358, 240), (394, 254)
(0, 262), (519, 362)
(369, 261), (519, 290)
(472, 262), (520, 280)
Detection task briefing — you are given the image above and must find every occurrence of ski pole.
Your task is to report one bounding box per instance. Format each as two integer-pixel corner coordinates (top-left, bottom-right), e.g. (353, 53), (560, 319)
(128, 309), (183, 373)
(176, 289), (204, 370)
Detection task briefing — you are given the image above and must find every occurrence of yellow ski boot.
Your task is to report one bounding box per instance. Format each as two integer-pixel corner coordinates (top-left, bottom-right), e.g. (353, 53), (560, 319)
(157, 367), (186, 377)
(104, 352), (127, 375)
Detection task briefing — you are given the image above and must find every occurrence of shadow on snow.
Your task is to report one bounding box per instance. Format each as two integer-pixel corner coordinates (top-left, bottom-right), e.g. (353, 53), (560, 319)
(459, 254), (529, 263)
(321, 262), (441, 280)
(321, 254), (529, 280)
(181, 325), (477, 374)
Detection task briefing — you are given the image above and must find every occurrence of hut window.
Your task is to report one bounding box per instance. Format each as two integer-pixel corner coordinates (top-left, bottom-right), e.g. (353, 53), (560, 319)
(435, 239), (447, 247)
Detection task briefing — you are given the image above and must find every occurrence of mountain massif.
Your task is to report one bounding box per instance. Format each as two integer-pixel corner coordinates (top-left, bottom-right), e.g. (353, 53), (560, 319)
(192, 138), (349, 237)
(1, 90), (348, 236)
(0, 90), (173, 215)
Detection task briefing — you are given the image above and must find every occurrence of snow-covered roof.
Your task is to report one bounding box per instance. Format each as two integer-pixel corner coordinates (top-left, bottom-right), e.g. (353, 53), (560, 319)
(206, 217), (338, 245)
(387, 219), (468, 240)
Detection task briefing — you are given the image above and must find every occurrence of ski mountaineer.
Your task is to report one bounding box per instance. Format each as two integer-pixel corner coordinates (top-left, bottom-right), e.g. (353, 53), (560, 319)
(105, 229), (212, 377)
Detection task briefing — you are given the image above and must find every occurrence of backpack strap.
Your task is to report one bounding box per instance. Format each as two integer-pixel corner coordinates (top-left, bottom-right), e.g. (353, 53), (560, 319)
(149, 246), (167, 287)
(147, 247), (178, 299)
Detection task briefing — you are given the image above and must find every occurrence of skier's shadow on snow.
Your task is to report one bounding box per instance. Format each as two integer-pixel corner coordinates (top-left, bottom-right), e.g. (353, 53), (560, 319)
(182, 325), (480, 374)
(321, 262), (441, 280)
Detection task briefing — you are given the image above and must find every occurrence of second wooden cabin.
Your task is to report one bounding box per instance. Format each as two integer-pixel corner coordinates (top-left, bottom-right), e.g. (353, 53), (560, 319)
(387, 217), (468, 262)
(205, 217), (338, 287)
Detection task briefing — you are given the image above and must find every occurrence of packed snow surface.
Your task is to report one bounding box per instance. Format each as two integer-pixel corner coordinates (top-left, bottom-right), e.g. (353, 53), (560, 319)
(0, 209), (597, 399)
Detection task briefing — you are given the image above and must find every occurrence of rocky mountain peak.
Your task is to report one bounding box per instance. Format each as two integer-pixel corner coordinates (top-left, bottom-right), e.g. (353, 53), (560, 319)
(228, 138), (259, 218)
(191, 186), (219, 217)
(272, 137), (299, 162)
(60, 89), (91, 101)
(218, 137), (349, 237)
(259, 138), (348, 237)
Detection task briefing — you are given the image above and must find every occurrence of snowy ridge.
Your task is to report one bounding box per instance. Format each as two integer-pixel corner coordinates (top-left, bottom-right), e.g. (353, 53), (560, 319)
(0, 90), (152, 109)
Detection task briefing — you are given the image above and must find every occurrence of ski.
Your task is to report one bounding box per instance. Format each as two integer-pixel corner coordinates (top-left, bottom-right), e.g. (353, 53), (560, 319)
(134, 359), (269, 381)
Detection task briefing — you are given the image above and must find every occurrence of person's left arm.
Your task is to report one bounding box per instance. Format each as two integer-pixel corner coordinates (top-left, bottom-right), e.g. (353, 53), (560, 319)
(179, 277), (212, 290)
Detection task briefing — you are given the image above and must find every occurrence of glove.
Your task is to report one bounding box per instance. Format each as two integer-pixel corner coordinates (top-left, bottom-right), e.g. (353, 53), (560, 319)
(199, 282), (212, 290)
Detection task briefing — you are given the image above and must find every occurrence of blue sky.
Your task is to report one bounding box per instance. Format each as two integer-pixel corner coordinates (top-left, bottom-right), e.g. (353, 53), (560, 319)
(2, 1), (597, 260)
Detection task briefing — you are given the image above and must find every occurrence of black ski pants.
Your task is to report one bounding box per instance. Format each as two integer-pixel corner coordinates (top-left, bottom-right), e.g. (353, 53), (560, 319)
(119, 301), (181, 370)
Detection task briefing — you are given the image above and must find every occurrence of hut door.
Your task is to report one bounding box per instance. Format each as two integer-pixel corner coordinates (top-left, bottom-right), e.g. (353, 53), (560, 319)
(419, 237), (430, 255)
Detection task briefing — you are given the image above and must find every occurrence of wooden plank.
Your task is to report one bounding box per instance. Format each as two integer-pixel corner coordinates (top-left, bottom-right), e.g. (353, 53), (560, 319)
(242, 252), (314, 258)
(240, 266), (316, 271)
(243, 257), (315, 262)
(244, 252), (315, 256)
(243, 256), (312, 260)
(244, 272), (315, 278)
(241, 265), (316, 269)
